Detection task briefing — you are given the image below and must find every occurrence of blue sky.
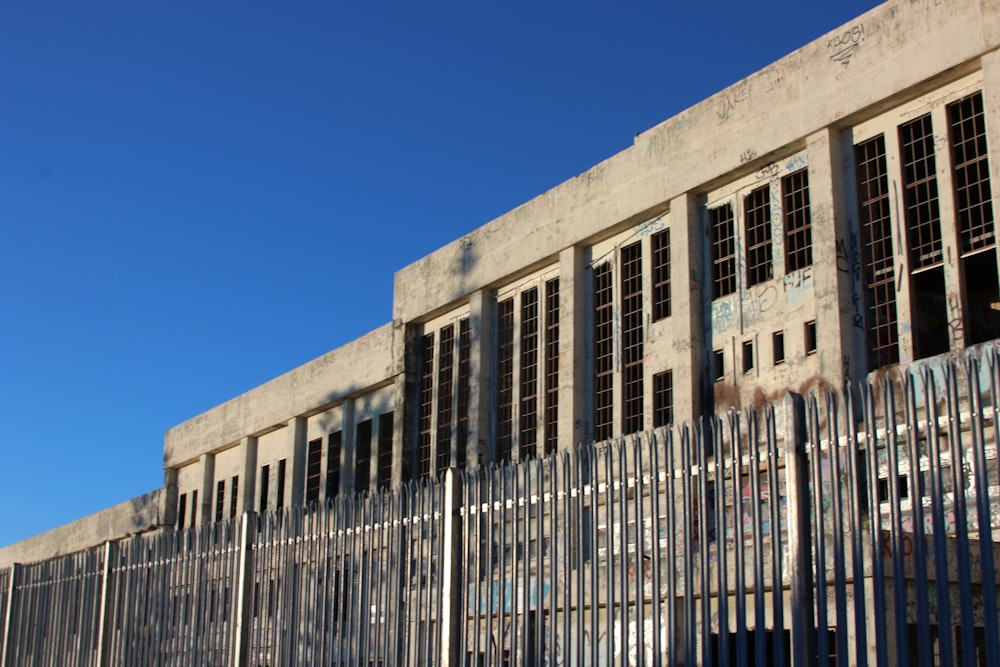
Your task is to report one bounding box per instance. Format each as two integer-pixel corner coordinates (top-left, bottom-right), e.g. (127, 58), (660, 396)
(0, 1), (883, 547)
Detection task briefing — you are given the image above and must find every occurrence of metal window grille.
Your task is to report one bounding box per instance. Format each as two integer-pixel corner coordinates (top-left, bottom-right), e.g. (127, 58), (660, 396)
(326, 431), (341, 499)
(593, 262), (614, 441)
(215, 479), (225, 522)
(652, 229), (671, 320)
(710, 203), (737, 298)
(276, 459), (286, 510)
(783, 169), (813, 271)
(948, 91), (995, 253)
(899, 113), (943, 268)
(520, 287), (539, 461)
(436, 324), (455, 474)
(258, 466), (269, 514)
(652, 369), (673, 428)
(497, 297), (515, 463)
(621, 242), (644, 435)
(378, 411), (393, 489)
(418, 333), (435, 478)
(544, 278), (559, 456)
(456, 318), (470, 468)
(355, 420), (372, 492)
(744, 184), (773, 286)
(305, 438), (322, 504)
(230, 475), (239, 517)
(855, 135), (900, 370)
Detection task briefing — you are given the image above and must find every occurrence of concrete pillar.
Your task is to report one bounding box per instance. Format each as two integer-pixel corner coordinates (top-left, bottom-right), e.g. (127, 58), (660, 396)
(558, 245), (589, 449)
(198, 453), (215, 526)
(288, 417), (307, 508)
(341, 399), (357, 494)
(397, 322), (420, 485)
(669, 193), (705, 423)
(808, 127), (851, 388)
(468, 289), (495, 467)
(162, 468), (179, 526)
(239, 436), (258, 514)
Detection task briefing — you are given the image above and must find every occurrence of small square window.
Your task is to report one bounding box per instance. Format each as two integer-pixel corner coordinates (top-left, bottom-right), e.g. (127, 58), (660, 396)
(742, 341), (754, 373)
(713, 350), (725, 382)
(773, 331), (785, 365)
(805, 320), (817, 355)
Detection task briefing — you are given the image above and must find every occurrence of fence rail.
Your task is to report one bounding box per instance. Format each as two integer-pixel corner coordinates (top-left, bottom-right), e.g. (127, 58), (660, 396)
(2, 350), (999, 666)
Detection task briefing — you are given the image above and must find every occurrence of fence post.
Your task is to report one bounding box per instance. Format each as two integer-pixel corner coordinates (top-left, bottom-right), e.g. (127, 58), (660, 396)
(439, 468), (463, 667)
(232, 512), (256, 667)
(0, 563), (18, 667)
(95, 541), (117, 667)
(784, 393), (815, 666)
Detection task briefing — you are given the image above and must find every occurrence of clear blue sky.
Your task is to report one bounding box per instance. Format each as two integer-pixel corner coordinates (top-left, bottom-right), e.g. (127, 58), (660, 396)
(0, 1), (883, 547)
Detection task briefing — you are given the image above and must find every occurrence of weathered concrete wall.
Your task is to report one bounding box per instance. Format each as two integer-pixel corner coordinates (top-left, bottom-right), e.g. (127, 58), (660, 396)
(0, 489), (165, 568)
(393, 0), (998, 323)
(163, 322), (398, 468)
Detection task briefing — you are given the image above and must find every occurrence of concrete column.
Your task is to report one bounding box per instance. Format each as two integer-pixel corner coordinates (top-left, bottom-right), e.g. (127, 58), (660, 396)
(669, 193), (705, 423)
(468, 289), (495, 467)
(558, 245), (589, 449)
(162, 468), (179, 526)
(288, 417), (307, 508)
(397, 322), (420, 485)
(979, 50), (1000, 320)
(341, 400), (357, 494)
(807, 127), (851, 388)
(239, 436), (258, 514)
(198, 453), (215, 526)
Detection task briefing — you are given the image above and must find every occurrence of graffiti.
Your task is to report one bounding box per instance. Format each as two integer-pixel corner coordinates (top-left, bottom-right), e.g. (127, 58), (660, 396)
(785, 154), (807, 172)
(836, 231), (864, 329)
(743, 283), (779, 322)
(712, 299), (736, 331)
(716, 82), (751, 121)
(782, 266), (813, 291)
(756, 161), (779, 180)
(634, 215), (666, 238)
(947, 291), (963, 345)
(829, 23), (864, 66)
(740, 149), (757, 164)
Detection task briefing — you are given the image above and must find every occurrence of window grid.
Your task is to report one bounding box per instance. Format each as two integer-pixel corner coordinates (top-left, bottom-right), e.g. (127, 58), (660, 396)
(744, 185), (773, 286)
(305, 438), (322, 505)
(325, 431), (341, 499)
(899, 114), (943, 268)
(456, 318), (471, 468)
(417, 333), (435, 478)
(230, 476), (239, 518)
(377, 412), (393, 489)
(710, 204), (737, 298)
(215, 480), (225, 522)
(593, 262), (614, 442)
(652, 229), (671, 320)
(621, 242), (644, 435)
(948, 92), (995, 253)
(436, 325), (455, 474)
(653, 371), (673, 429)
(519, 288), (539, 461)
(355, 421), (372, 491)
(496, 298), (515, 464)
(855, 135), (900, 370)
(783, 170), (813, 271)
(544, 278), (560, 456)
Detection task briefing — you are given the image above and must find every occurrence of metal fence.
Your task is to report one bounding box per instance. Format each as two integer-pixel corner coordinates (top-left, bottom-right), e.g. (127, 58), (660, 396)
(2, 350), (999, 666)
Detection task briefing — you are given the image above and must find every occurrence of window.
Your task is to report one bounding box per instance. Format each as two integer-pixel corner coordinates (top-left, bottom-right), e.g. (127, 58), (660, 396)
(949, 91), (994, 252)
(621, 242), (644, 435)
(805, 321), (817, 354)
(355, 421), (372, 492)
(783, 170), (813, 271)
(651, 229), (671, 320)
(519, 288), (539, 460)
(742, 340), (754, 373)
(377, 412), (393, 489)
(710, 204), (737, 298)
(215, 479), (225, 522)
(417, 333), (434, 478)
(456, 319), (471, 467)
(259, 465), (269, 514)
(653, 371), (673, 428)
(900, 113), (943, 268)
(773, 331), (785, 365)
(191, 489), (198, 526)
(543, 279), (559, 456)
(593, 262), (614, 441)
(230, 476), (239, 518)
(713, 350), (725, 382)
(496, 297), (515, 463)
(276, 459), (286, 510)
(326, 431), (342, 499)
(744, 185), (773, 286)
(436, 325), (455, 474)
(177, 493), (187, 530)
(305, 438), (322, 505)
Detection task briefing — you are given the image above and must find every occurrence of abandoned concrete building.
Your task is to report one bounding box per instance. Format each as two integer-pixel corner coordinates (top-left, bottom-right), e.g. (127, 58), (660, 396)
(2, 0), (999, 573)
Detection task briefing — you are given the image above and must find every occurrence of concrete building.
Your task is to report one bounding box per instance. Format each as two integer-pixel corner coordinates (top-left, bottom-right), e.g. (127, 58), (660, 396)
(2, 0), (999, 564)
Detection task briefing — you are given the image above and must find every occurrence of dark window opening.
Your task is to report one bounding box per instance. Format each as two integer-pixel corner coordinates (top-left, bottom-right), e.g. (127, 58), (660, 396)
(377, 411), (394, 489)
(259, 465), (269, 514)
(744, 185), (773, 286)
(497, 297), (515, 463)
(326, 431), (341, 500)
(948, 91), (995, 253)
(355, 421), (372, 492)
(805, 321), (817, 355)
(653, 371), (673, 429)
(520, 287), (539, 461)
(783, 169), (813, 271)
(912, 266), (950, 359)
(900, 113), (943, 268)
(742, 340), (754, 373)
(276, 459), (286, 510)
(436, 324), (455, 474)
(230, 476), (239, 518)
(177, 493), (187, 530)
(215, 479), (225, 522)
(713, 350), (725, 382)
(544, 279), (560, 456)
(456, 318), (471, 468)
(856, 135), (899, 370)
(191, 489), (198, 526)
(593, 262), (614, 441)
(652, 229), (671, 320)
(417, 333), (434, 478)
(878, 474), (909, 503)
(773, 331), (785, 365)
(964, 249), (1000, 345)
(710, 204), (737, 298)
(621, 242), (644, 436)
(305, 438), (322, 505)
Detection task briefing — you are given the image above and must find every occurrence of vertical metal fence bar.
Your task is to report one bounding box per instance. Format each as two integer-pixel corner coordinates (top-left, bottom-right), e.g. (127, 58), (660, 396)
(441, 468), (461, 667)
(748, 412), (765, 667)
(95, 542), (114, 667)
(730, 413), (748, 667)
(829, 394), (851, 667)
(649, 429), (664, 666)
(695, 422), (712, 667)
(680, 427), (696, 666)
(233, 512), (254, 667)
(710, 420), (727, 667)
(861, 383), (889, 667)
(882, 379), (911, 666)
(785, 392), (815, 667)
(766, 406), (786, 667)
(843, 388), (868, 667)
(807, 396), (829, 667)
(910, 374), (936, 667)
